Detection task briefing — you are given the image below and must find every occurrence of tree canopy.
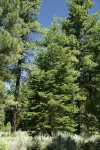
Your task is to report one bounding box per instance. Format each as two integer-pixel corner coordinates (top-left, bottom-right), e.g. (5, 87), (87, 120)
(0, 0), (100, 135)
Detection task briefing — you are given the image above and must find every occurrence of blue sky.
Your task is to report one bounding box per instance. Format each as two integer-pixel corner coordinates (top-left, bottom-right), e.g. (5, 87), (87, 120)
(38, 0), (100, 27)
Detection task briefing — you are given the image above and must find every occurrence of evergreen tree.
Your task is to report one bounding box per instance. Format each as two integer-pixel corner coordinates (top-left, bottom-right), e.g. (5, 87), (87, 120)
(84, 18), (100, 133)
(0, 81), (6, 131)
(0, 0), (42, 132)
(23, 21), (84, 135)
(61, 0), (100, 134)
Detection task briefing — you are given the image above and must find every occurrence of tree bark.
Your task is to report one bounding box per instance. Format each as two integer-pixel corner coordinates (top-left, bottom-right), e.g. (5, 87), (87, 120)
(11, 59), (22, 133)
(76, 43), (81, 135)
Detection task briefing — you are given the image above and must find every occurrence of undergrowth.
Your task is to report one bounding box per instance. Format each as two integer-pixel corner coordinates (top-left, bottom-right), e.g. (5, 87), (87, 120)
(0, 131), (100, 150)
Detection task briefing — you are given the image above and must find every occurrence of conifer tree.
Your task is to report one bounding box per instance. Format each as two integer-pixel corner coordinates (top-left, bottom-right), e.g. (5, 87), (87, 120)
(0, 0), (42, 132)
(23, 21), (84, 135)
(61, 0), (100, 134)
(0, 81), (6, 131)
(84, 19), (100, 133)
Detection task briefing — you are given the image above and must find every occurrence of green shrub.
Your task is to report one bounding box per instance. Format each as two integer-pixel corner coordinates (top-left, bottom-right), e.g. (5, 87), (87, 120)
(31, 138), (40, 150)
(32, 134), (52, 150)
(0, 141), (9, 150)
(0, 131), (33, 150)
(46, 135), (78, 150)
(4, 122), (11, 133)
(44, 132), (100, 150)
(81, 138), (100, 150)
(95, 138), (100, 150)
(7, 131), (33, 150)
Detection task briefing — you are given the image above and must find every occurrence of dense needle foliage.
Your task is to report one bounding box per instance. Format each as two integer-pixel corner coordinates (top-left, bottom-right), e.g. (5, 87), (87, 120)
(0, 0), (100, 138)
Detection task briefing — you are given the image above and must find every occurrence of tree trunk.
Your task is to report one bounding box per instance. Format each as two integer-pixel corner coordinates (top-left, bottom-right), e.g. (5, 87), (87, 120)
(47, 129), (52, 136)
(76, 44), (81, 135)
(11, 59), (22, 133)
(76, 100), (81, 135)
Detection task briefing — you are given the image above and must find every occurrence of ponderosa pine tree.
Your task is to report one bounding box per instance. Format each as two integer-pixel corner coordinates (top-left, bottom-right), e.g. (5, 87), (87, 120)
(0, 0), (23, 82)
(0, 0), (23, 131)
(84, 18), (100, 133)
(61, 0), (100, 134)
(0, 0), (42, 132)
(22, 20), (85, 135)
(0, 81), (6, 131)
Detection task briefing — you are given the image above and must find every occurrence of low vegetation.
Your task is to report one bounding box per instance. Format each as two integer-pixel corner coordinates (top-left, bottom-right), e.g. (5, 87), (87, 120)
(0, 131), (33, 150)
(0, 131), (100, 150)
